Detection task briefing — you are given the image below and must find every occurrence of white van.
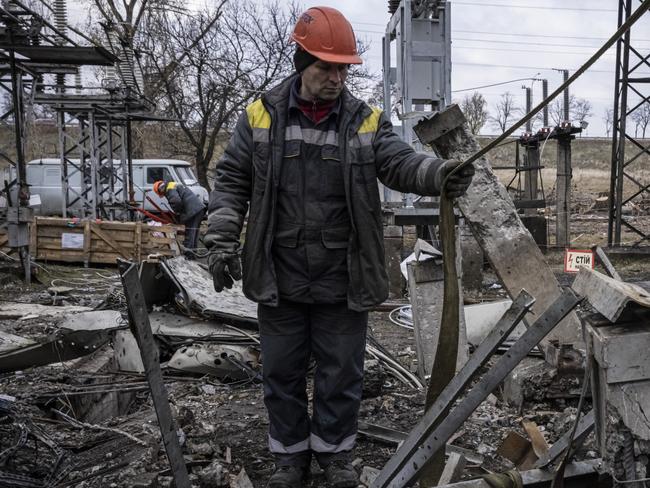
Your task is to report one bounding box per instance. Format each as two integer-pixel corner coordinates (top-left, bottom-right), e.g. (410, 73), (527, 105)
(13, 158), (209, 216)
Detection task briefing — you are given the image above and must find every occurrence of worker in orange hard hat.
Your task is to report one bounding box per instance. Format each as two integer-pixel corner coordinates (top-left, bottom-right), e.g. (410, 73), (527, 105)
(204, 6), (475, 487)
(154, 180), (206, 259)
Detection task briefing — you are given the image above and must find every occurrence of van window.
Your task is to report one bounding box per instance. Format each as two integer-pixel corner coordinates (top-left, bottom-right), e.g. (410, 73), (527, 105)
(44, 168), (60, 185)
(146, 167), (173, 184)
(175, 166), (198, 185)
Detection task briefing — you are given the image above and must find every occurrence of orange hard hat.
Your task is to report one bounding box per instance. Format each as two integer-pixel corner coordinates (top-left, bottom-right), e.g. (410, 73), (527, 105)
(291, 7), (362, 65)
(153, 180), (166, 196)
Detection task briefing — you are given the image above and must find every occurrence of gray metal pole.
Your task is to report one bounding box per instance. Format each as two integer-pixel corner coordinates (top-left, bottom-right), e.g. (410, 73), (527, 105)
(524, 87), (532, 132)
(556, 133), (572, 247)
(542, 79), (549, 127)
(562, 69), (570, 122)
(524, 141), (539, 216)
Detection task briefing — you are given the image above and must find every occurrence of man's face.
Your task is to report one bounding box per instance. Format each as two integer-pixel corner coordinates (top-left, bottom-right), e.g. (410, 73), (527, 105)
(300, 61), (349, 101)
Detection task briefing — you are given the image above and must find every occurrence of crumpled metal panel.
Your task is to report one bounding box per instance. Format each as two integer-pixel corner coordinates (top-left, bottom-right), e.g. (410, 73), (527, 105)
(168, 343), (259, 381)
(0, 311), (125, 373)
(149, 312), (255, 343)
(161, 257), (258, 327)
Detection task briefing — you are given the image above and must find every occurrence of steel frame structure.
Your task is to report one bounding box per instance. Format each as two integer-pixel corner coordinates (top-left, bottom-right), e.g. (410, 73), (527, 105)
(382, 0), (451, 203)
(608, 0), (650, 247)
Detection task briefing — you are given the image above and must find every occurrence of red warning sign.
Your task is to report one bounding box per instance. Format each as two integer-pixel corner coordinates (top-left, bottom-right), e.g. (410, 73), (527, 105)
(564, 249), (594, 273)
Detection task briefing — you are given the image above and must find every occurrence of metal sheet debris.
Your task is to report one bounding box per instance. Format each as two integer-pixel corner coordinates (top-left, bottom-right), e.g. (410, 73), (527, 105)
(160, 257), (258, 326)
(168, 343), (260, 381)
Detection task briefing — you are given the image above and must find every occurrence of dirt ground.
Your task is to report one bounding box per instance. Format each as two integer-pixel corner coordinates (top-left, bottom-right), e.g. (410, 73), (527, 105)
(0, 201), (649, 487)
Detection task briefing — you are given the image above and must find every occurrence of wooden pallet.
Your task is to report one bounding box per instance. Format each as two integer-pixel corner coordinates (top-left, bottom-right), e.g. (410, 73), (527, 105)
(29, 217), (182, 265)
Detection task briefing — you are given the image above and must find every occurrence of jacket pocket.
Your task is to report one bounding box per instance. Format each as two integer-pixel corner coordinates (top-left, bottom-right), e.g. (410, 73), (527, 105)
(321, 227), (350, 249)
(274, 227), (300, 248)
(321, 145), (345, 199)
(280, 140), (300, 194)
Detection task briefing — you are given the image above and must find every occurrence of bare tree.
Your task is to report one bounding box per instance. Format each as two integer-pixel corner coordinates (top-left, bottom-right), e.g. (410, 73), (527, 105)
(141, 1), (300, 189)
(572, 98), (592, 126)
(631, 101), (650, 138)
(366, 80), (399, 117)
(603, 108), (614, 137)
(490, 92), (519, 133)
(547, 94), (593, 127)
(460, 91), (488, 135)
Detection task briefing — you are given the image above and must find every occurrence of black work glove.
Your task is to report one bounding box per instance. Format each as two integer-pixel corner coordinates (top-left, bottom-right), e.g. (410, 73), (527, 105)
(208, 250), (242, 292)
(436, 159), (476, 198)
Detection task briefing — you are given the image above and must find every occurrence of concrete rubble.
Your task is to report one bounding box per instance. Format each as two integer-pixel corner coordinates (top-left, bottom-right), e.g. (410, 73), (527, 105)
(0, 248), (648, 486)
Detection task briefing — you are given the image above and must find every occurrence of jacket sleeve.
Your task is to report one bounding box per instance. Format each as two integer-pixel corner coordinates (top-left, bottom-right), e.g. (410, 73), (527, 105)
(204, 111), (253, 251)
(372, 111), (445, 196)
(165, 186), (183, 215)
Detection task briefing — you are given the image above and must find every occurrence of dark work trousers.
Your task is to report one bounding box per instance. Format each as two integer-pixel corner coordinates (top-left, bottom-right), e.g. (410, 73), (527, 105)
(181, 209), (205, 257)
(258, 300), (368, 468)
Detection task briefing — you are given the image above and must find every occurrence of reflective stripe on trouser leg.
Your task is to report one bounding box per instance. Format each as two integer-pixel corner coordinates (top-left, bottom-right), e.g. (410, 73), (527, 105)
(310, 304), (368, 457)
(258, 303), (311, 457)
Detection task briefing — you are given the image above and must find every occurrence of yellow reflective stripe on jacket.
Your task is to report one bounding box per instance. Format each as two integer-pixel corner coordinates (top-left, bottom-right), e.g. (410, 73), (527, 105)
(166, 181), (178, 191)
(358, 106), (382, 134)
(246, 99), (271, 129)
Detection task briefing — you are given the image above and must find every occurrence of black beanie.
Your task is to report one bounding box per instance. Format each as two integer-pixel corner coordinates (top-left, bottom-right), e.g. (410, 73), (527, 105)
(294, 48), (319, 73)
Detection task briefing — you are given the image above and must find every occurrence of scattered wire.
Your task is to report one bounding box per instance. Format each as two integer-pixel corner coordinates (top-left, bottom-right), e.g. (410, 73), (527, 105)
(389, 306), (414, 330)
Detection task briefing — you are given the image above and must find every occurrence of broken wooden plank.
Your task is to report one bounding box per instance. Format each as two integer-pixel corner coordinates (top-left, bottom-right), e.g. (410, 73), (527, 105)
(414, 104), (583, 346)
(592, 245), (622, 281)
(118, 259), (191, 488)
(438, 452), (466, 486)
(522, 420), (549, 460)
(572, 267), (650, 322)
(496, 431), (538, 470)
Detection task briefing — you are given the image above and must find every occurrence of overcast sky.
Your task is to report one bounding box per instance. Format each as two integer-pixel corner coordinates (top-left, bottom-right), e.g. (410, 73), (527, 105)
(67, 0), (650, 137)
(317, 0), (649, 137)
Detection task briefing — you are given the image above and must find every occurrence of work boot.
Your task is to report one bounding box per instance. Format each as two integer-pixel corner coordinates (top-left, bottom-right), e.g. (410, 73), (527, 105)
(323, 460), (359, 488)
(267, 465), (307, 488)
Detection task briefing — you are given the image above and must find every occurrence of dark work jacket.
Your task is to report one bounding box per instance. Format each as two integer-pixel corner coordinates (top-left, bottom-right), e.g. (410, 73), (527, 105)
(164, 182), (205, 223)
(272, 80), (350, 303)
(205, 73), (444, 311)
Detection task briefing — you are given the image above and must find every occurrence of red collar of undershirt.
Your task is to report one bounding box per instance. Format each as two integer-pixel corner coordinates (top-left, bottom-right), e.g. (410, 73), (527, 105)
(296, 97), (337, 125)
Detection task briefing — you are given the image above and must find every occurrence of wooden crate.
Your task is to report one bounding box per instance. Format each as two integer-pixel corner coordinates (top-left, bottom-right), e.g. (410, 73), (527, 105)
(29, 217), (182, 265)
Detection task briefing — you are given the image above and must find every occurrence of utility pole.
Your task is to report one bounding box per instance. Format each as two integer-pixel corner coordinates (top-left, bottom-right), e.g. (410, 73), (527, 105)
(542, 79), (549, 127)
(520, 86), (538, 216)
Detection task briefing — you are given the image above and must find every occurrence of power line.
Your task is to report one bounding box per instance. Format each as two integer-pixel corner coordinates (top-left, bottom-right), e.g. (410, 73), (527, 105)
(454, 29), (650, 43)
(452, 44), (617, 57)
(452, 1), (616, 12)
(452, 77), (540, 93)
(454, 37), (613, 49)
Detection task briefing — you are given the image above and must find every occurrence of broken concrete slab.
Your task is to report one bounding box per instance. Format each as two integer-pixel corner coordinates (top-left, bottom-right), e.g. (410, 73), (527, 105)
(414, 104), (583, 347)
(0, 331), (36, 354)
(0, 302), (91, 320)
(407, 253), (468, 379)
(0, 311), (124, 373)
(589, 320), (650, 384)
(59, 310), (125, 332)
(161, 257), (257, 327)
(572, 267), (650, 322)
